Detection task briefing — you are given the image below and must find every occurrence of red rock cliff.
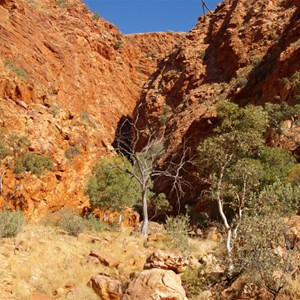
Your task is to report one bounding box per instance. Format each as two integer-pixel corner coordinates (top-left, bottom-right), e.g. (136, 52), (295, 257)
(137, 0), (300, 205)
(0, 0), (183, 218)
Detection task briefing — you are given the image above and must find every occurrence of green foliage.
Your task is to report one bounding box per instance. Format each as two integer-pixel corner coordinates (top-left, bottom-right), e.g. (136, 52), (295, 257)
(286, 164), (300, 185)
(8, 134), (31, 155)
(182, 267), (204, 298)
(84, 214), (107, 232)
(86, 155), (139, 212)
(264, 102), (300, 128)
(165, 214), (190, 252)
(159, 105), (170, 125)
(232, 182), (299, 295)
(200, 50), (206, 60)
(237, 77), (248, 87)
(148, 192), (172, 219)
(197, 101), (268, 181)
(50, 104), (60, 117)
(92, 12), (100, 21)
(5, 60), (29, 78)
(56, 0), (69, 8)
(80, 112), (90, 122)
(256, 147), (296, 185)
(65, 146), (80, 160)
(0, 210), (25, 238)
(253, 181), (300, 216)
(57, 209), (85, 236)
(0, 141), (10, 161)
(14, 152), (54, 176)
(114, 40), (123, 50)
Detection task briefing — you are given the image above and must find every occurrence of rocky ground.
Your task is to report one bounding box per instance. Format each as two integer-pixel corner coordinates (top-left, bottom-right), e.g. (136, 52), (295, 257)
(0, 221), (219, 300)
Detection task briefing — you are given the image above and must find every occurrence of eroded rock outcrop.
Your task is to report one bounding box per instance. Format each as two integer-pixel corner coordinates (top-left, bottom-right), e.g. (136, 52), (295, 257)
(0, 0), (183, 218)
(88, 273), (122, 300)
(122, 268), (187, 300)
(136, 0), (300, 207)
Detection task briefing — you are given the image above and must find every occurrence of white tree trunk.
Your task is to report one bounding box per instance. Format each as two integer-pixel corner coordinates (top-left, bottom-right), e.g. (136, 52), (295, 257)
(141, 189), (149, 236)
(217, 197), (234, 272)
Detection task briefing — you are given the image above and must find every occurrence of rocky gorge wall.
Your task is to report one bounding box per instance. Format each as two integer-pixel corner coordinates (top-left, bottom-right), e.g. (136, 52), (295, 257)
(137, 0), (300, 209)
(0, 0), (183, 219)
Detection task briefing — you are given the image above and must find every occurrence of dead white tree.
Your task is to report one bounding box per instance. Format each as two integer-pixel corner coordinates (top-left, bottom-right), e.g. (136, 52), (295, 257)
(113, 106), (193, 236)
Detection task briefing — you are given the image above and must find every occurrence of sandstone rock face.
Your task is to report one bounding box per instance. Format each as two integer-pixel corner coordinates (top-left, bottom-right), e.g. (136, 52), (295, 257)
(137, 0), (300, 207)
(0, 0), (183, 218)
(122, 268), (187, 300)
(134, 221), (164, 235)
(144, 249), (189, 274)
(88, 273), (122, 300)
(84, 249), (120, 267)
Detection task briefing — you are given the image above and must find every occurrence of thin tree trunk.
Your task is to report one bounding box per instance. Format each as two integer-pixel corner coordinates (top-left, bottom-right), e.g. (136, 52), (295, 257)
(141, 188), (148, 236)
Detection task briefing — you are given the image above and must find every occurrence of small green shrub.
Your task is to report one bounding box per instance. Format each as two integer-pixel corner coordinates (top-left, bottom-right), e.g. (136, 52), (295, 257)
(56, 0), (69, 8)
(0, 210), (25, 238)
(14, 153), (54, 176)
(5, 60), (29, 78)
(182, 267), (204, 298)
(237, 77), (248, 87)
(92, 12), (100, 21)
(165, 214), (190, 252)
(65, 145), (80, 160)
(84, 214), (107, 232)
(80, 112), (90, 122)
(58, 209), (85, 236)
(114, 40), (123, 50)
(50, 105), (60, 117)
(9, 134), (31, 155)
(0, 141), (10, 161)
(200, 50), (206, 60)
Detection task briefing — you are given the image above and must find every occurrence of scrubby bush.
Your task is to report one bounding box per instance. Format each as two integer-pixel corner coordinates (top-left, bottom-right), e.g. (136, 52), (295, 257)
(57, 209), (85, 236)
(56, 0), (69, 8)
(86, 156), (139, 212)
(165, 214), (190, 252)
(14, 152), (54, 176)
(182, 267), (204, 298)
(65, 145), (80, 160)
(0, 210), (25, 238)
(84, 214), (107, 232)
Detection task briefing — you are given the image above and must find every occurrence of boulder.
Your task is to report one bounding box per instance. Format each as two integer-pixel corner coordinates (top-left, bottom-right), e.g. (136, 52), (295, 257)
(88, 273), (122, 300)
(84, 250), (120, 267)
(144, 249), (189, 273)
(122, 268), (187, 300)
(134, 221), (165, 236)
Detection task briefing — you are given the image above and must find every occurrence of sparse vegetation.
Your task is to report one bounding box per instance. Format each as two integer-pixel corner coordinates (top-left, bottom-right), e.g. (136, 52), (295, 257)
(57, 209), (85, 236)
(65, 145), (80, 159)
(165, 214), (190, 252)
(13, 152), (54, 176)
(86, 155), (139, 215)
(56, 0), (69, 8)
(80, 111), (90, 122)
(182, 267), (204, 298)
(92, 12), (100, 21)
(5, 60), (29, 78)
(114, 40), (123, 50)
(0, 210), (25, 238)
(237, 76), (248, 87)
(50, 104), (60, 117)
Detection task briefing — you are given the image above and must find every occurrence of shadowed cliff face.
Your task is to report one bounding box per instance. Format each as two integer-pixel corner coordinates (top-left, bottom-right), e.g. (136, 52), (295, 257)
(136, 0), (300, 208)
(0, 0), (183, 219)
(0, 0), (299, 218)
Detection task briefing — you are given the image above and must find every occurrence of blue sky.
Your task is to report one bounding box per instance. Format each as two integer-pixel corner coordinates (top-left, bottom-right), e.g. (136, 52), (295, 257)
(83, 0), (222, 34)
